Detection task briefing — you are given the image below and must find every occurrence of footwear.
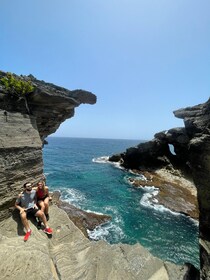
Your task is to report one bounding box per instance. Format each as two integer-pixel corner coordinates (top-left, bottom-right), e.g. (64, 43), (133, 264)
(43, 227), (53, 235)
(24, 229), (32, 241)
(37, 221), (42, 229)
(45, 213), (49, 221)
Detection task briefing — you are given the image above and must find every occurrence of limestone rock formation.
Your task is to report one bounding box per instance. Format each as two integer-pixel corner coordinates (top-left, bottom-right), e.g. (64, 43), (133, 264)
(110, 98), (210, 279)
(174, 99), (210, 280)
(0, 204), (189, 280)
(0, 70), (96, 221)
(109, 127), (199, 219)
(0, 70), (202, 279)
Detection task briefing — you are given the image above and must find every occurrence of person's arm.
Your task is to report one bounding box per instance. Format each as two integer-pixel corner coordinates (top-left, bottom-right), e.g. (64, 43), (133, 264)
(46, 186), (52, 201)
(15, 195), (25, 214)
(46, 186), (49, 196)
(34, 191), (39, 209)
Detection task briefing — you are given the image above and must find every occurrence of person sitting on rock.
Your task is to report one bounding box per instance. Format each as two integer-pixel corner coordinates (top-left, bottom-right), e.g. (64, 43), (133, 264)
(35, 180), (51, 221)
(15, 182), (53, 241)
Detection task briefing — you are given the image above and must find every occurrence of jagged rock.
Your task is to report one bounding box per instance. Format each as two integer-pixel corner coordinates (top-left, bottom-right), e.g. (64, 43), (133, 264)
(119, 127), (192, 173)
(128, 169), (198, 219)
(120, 140), (172, 170)
(0, 70), (96, 221)
(51, 191), (111, 237)
(109, 153), (122, 162)
(0, 205), (190, 280)
(174, 99), (210, 279)
(109, 98), (210, 279)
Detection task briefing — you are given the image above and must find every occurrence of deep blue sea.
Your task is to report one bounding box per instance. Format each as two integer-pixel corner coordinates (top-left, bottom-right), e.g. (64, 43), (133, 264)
(43, 137), (199, 268)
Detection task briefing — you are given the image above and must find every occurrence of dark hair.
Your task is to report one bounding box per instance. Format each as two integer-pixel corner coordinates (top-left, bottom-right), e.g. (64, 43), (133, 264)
(23, 182), (32, 188)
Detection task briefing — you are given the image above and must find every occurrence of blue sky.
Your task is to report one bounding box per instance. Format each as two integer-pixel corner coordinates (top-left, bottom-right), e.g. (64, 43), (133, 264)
(1, 1), (210, 140)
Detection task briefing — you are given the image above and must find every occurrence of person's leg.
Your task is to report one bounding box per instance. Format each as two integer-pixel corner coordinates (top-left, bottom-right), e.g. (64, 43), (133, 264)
(38, 200), (45, 212)
(35, 210), (48, 228)
(35, 210), (53, 234)
(43, 197), (49, 215)
(20, 211), (32, 241)
(20, 211), (30, 231)
(43, 197), (50, 220)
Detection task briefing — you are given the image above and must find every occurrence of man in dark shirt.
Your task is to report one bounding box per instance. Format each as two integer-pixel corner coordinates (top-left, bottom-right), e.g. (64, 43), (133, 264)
(15, 182), (53, 241)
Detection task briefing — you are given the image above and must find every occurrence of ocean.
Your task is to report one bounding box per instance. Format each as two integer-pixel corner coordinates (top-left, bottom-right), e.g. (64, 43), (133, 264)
(43, 137), (199, 268)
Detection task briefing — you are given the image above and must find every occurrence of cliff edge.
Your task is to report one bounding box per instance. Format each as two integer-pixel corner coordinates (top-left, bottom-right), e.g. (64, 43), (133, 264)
(0, 70), (96, 221)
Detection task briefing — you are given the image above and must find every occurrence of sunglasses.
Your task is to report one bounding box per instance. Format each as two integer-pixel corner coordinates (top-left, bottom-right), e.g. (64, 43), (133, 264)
(25, 184), (32, 190)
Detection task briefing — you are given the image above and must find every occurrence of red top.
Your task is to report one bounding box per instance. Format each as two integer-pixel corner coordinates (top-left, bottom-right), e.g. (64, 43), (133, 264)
(36, 188), (47, 199)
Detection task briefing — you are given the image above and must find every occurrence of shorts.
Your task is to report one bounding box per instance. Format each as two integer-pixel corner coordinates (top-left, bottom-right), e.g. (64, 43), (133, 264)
(25, 208), (39, 218)
(37, 195), (49, 202)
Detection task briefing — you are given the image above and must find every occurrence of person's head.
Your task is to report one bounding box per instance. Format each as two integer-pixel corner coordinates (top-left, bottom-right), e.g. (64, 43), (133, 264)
(23, 182), (32, 192)
(37, 180), (45, 189)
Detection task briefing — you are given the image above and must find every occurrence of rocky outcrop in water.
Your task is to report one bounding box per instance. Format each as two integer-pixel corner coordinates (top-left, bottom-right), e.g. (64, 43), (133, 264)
(51, 191), (111, 238)
(110, 98), (210, 279)
(0, 70), (96, 221)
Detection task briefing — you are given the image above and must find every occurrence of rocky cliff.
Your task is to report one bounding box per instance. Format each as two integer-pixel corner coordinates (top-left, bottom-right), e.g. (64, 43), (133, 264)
(0, 70), (96, 221)
(0, 70), (200, 279)
(110, 98), (210, 279)
(174, 100), (210, 280)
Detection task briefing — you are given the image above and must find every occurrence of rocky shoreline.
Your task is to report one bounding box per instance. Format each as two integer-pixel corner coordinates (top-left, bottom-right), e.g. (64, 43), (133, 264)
(51, 191), (111, 238)
(109, 98), (210, 278)
(1, 70), (209, 278)
(125, 167), (198, 219)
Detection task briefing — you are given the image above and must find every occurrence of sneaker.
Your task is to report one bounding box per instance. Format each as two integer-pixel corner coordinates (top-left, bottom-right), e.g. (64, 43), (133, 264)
(24, 229), (32, 241)
(43, 227), (53, 235)
(45, 213), (49, 221)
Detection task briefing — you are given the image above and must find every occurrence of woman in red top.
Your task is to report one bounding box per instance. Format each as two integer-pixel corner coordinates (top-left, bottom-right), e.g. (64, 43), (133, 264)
(36, 180), (50, 220)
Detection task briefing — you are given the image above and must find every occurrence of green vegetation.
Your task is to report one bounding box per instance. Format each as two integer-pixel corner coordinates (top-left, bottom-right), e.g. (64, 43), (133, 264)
(0, 72), (34, 98)
(0, 72), (35, 114)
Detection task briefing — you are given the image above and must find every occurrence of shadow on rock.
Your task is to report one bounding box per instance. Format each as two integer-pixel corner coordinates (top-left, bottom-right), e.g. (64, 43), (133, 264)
(12, 209), (39, 236)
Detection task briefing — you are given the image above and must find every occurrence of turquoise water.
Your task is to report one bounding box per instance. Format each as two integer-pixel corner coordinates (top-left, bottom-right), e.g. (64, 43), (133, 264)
(43, 137), (199, 268)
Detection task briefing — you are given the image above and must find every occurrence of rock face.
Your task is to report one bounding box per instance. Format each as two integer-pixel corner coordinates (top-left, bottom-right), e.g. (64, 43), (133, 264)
(110, 98), (210, 279)
(174, 100), (210, 280)
(0, 70), (96, 221)
(119, 127), (191, 173)
(0, 204), (190, 280)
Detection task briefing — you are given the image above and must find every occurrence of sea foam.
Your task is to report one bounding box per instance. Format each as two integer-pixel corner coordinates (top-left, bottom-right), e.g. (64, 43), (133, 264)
(92, 156), (124, 169)
(87, 221), (125, 242)
(61, 188), (86, 207)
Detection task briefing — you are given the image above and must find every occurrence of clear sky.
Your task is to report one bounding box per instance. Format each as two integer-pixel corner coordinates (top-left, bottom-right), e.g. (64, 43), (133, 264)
(1, 1), (210, 140)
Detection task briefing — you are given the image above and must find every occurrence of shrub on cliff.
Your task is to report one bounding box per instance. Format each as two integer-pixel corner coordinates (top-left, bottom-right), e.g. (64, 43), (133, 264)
(0, 72), (34, 113)
(0, 72), (34, 97)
